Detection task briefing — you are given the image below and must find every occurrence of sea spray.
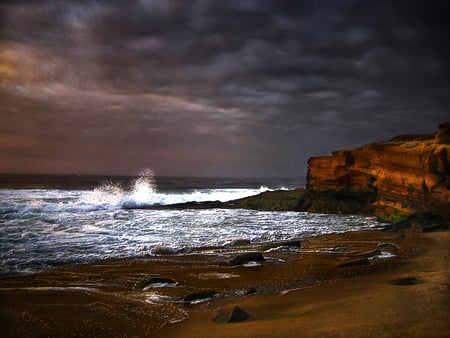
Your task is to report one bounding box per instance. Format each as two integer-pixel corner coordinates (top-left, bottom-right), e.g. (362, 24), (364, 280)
(0, 174), (385, 275)
(81, 169), (158, 209)
(80, 169), (274, 209)
(86, 182), (124, 206)
(130, 169), (157, 204)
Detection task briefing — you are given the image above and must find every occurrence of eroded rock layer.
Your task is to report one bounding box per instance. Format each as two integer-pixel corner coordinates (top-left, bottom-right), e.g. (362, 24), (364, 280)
(307, 123), (450, 218)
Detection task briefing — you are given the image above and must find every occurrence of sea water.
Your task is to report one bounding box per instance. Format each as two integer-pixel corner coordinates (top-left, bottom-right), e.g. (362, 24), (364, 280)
(0, 171), (384, 275)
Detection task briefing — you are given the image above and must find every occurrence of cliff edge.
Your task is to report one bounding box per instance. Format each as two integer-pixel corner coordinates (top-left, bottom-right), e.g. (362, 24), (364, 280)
(307, 123), (450, 219)
(231, 123), (449, 223)
(153, 124), (449, 225)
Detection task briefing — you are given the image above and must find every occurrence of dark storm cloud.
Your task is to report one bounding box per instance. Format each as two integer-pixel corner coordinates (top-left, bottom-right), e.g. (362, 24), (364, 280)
(1, 0), (449, 177)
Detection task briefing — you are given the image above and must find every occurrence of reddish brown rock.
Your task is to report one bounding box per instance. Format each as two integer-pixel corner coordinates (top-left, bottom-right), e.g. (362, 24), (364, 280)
(434, 122), (450, 144)
(214, 306), (251, 323)
(307, 124), (450, 218)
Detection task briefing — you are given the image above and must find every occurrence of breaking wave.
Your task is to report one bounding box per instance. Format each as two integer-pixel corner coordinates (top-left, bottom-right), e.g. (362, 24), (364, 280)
(81, 169), (272, 210)
(0, 170), (385, 275)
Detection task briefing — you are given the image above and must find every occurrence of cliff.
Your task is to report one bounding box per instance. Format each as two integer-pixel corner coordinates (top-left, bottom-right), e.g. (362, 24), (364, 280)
(152, 124), (449, 225)
(307, 123), (450, 219)
(228, 123), (449, 224)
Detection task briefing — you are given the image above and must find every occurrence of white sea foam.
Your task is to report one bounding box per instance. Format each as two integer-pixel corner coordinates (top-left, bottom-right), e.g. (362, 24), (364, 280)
(78, 170), (272, 209)
(0, 171), (386, 275)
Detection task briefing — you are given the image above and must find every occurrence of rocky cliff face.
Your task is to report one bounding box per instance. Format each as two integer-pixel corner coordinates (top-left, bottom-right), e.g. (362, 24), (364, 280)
(159, 124), (449, 224)
(307, 123), (450, 218)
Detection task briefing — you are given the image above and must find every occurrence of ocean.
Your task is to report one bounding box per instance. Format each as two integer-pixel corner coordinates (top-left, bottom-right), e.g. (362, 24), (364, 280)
(0, 171), (384, 275)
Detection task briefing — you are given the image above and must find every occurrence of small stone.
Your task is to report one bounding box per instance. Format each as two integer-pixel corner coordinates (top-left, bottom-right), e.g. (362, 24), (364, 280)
(245, 288), (258, 296)
(214, 306), (251, 323)
(229, 252), (265, 266)
(230, 239), (251, 246)
(377, 243), (399, 254)
(183, 291), (218, 303)
(391, 277), (421, 285)
(141, 277), (177, 290)
(151, 246), (176, 255)
(228, 306), (251, 323)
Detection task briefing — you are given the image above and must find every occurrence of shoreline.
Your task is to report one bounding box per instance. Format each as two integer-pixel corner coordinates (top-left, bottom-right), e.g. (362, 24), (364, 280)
(1, 228), (448, 337)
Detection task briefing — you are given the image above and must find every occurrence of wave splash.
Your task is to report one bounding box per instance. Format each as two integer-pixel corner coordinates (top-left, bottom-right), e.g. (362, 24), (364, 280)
(129, 168), (157, 204)
(81, 169), (271, 210)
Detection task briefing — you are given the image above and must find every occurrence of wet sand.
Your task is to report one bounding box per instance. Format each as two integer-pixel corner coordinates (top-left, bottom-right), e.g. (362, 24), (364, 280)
(1, 229), (449, 337)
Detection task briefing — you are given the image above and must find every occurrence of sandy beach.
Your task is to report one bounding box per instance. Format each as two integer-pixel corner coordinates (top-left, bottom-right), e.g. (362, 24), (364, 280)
(1, 228), (449, 337)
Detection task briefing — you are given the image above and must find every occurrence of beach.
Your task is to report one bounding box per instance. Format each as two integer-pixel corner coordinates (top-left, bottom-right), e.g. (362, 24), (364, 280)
(1, 228), (448, 337)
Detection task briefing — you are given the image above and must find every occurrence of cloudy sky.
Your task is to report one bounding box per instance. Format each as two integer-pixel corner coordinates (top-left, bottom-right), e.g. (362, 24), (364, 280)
(1, 0), (449, 178)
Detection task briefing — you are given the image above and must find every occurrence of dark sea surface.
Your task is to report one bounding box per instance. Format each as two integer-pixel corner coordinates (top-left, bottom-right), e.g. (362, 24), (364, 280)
(0, 173), (305, 191)
(0, 172), (384, 275)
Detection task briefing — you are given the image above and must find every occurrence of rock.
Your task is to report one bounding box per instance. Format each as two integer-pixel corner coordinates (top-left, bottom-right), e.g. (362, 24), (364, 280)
(130, 124), (449, 221)
(229, 189), (307, 211)
(306, 124), (450, 219)
(391, 277), (421, 285)
(283, 240), (301, 248)
(376, 243), (399, 255)
(141, 277), (177, 290)
(169, 200), (225, 209)
(151, 246), (176, 255)
(214, 306), (251, 323)
(337, 258), (372, 268)
(434, 122), (450, 144)
(139, 200), (226, 210)
(229, 239), (251, 246)
(228, 306), (251, 323)
(245, 288), (258, 295)
(183, 291), (218, 304)
(229, 252), (266, 266)
(295, 190), (377, 215)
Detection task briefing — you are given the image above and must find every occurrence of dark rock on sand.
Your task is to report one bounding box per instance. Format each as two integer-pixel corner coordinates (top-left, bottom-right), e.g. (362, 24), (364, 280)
(245, 288), (258, 296)
(214, 306), (251, 323)
(141, 277), (177, 290)
(391, 277), (421, 285)
(228, 306), (251, 323)
(184, 291), (218, 303)
(229, 252), (266, 266)
(377, 243), (399, 254)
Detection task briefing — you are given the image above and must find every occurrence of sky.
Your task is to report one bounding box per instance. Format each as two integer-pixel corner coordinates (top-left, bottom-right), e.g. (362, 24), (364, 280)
(0, 0), (449, 178)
